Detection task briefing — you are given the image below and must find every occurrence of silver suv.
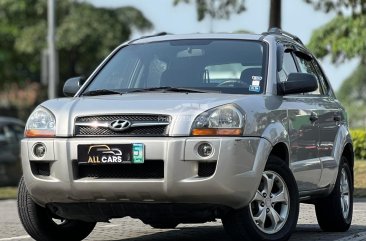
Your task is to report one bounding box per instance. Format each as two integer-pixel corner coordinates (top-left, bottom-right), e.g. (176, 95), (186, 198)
(18, 29), (354, 241)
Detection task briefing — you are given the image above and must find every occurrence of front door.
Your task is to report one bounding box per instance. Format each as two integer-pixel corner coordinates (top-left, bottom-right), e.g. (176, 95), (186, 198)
(278, 49), (322, 192)
(286, 97), (322, 191)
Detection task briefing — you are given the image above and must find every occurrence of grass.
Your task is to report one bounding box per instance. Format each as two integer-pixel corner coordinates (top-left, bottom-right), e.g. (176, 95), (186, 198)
(0, 160), (365, 200)
(0, 186), (17, 200)
(354, 159), (366, 198)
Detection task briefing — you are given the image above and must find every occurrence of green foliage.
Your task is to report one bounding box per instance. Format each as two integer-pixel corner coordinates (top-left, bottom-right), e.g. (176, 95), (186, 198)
(0, 0), (152, 88)
(308, 15), (366, 63)
(306, 1), (366, 128)
(304, 0), (366, 14)
(174, 0), (246, 21)
(337, 64), (366, 127)
(350, 129), (366, 160)
(354, 160), (366, 197)
(0, 187), (17, 199)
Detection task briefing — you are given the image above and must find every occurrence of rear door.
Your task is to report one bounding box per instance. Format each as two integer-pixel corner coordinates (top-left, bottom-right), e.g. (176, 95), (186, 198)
(312, 60), (342, 188)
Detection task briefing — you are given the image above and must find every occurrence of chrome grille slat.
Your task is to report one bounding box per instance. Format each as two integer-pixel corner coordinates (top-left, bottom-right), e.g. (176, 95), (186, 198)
(77, 115), (169, 123)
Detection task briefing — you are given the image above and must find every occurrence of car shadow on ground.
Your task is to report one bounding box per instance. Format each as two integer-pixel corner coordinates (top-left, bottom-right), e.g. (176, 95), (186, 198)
(92, 224), (366, 241)
(293, 224), (366, 240)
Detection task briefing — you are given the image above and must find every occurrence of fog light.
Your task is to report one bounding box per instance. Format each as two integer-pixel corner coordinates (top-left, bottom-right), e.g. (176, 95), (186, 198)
(33, 143), (46, 158)
(197, 143), (214, 158)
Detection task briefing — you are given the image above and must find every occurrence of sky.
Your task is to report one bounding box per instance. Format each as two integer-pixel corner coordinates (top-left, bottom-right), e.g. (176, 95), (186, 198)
(89, 0), (359, 91)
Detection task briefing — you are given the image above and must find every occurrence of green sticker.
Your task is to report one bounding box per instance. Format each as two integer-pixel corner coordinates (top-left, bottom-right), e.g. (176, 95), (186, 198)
(132, 143), (144, 164)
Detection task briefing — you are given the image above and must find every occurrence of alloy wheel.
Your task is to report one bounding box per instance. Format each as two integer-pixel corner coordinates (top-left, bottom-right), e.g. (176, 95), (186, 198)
(250, 170), (290, 234)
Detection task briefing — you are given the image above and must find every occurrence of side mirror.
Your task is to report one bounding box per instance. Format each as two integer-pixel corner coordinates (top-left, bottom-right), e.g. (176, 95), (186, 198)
(63, 77), (85, 97)
(278, 73), (318, 95)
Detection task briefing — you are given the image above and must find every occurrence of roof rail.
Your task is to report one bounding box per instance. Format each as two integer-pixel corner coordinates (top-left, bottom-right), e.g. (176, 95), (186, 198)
(263, 27), (303, 45)
(129, 32), (170, 44)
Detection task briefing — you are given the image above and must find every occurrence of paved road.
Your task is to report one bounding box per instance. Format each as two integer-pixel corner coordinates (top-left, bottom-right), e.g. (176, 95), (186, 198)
(1, 200), (365, 241)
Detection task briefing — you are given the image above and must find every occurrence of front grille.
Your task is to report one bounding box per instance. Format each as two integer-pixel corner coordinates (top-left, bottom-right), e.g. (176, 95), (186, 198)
(74, 114), (170, 137)
(30, 162), (51, 176)
(74, 160), (164, 179)
(198, 162), (217, 178)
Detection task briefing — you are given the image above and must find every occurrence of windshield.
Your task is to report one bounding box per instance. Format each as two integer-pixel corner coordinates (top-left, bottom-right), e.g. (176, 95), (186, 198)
(84, 39), (267, 94)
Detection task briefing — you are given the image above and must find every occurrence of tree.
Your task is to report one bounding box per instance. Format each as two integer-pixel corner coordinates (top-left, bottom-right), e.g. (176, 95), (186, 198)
(269, 0), (282, 28)
(337, 64), (366, 127)
(304, 0), (366, 15)
(173, 0), (246, 22)
(308, 14), (366, 64)
(0, 0), (152, 87)
(306, 0), (366, 61)
(306, 0), (366, 127)
(174, 0), (282, 31)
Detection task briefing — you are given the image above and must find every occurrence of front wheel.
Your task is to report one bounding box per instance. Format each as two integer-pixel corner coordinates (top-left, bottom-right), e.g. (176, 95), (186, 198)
(315, 157), (353, 232)
(17, 177), (96, 241)
(222, 155), (299, 241)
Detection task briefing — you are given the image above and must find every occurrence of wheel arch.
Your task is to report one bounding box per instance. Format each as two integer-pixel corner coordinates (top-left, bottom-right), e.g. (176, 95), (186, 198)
(342, 142), (354, 185)
(333, 125), (354, 169)
(342, 142), (354, 170)
(326, 125), (354, 193)
(261, 121), (290, 167)
(269, 142), (290, 167)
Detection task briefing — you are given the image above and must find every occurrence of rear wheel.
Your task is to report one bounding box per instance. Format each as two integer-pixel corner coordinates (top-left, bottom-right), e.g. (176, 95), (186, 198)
(315, 157), (353, 232)
(222, 156), (299, 241)
(17, 177), (96, 241)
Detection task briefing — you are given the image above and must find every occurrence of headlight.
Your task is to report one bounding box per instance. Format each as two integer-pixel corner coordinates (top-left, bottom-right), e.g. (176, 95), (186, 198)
(25, 107), (56, 138)
(191, 104), (244, 136)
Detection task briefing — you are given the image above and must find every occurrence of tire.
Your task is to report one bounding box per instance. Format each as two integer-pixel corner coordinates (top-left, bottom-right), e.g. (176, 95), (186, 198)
(17, 177), (96, 241)
(315, 156), (353, 232)
(222, 155), (299, 241)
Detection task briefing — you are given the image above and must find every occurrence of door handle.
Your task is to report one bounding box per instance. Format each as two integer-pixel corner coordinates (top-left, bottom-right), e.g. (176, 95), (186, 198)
(309, 112), (318, 122)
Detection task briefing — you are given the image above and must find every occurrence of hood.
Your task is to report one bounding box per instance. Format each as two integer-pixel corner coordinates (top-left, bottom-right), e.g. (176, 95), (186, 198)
(40, 92), (253, 136)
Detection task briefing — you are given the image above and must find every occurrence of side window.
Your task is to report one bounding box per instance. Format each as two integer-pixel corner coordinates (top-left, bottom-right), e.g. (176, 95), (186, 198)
(312, 60), (332, 96)
(294, 55), (322, 95)
(278, 52), (298, 82)
(87, 49), (140, 90)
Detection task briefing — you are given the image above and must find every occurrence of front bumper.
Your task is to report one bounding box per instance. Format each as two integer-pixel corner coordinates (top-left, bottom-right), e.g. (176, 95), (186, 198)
(22, 137), (272, 209)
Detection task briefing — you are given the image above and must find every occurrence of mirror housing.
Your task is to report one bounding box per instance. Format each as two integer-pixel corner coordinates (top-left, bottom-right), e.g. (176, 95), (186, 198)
(63, 77), (85, 97)
(278, 73), (318, 95)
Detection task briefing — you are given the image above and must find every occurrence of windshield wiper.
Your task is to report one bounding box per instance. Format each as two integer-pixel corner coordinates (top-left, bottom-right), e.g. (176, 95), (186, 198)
(82, 89), (122, 96)
(125, 86), (209, 94)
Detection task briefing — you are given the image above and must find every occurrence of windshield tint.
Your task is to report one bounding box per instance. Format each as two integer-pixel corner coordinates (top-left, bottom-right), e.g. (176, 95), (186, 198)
(85, 39), (267, 94)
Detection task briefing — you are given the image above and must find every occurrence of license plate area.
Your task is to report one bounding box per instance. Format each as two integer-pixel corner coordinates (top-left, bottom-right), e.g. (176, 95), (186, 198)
(77, 144), (144, 165)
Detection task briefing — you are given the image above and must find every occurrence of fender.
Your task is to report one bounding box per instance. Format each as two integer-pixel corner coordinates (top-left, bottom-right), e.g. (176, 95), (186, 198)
(318, 124), (353, 193)
(260, 121), (290, 157)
